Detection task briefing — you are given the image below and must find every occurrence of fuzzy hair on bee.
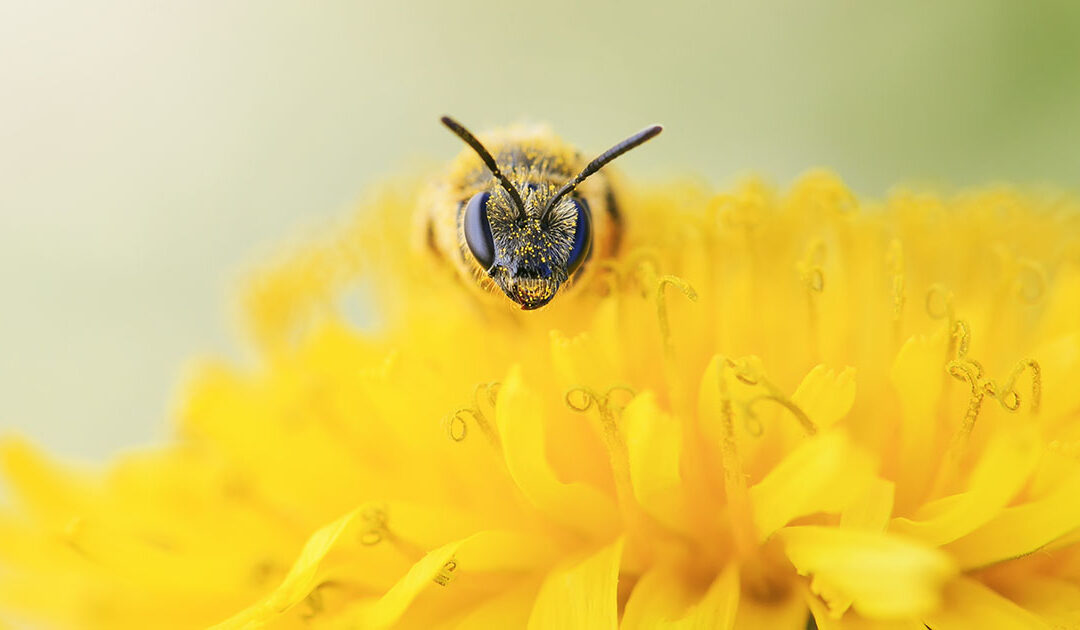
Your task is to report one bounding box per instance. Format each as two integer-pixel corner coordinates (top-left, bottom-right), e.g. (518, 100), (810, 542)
(416, 116), (662, 311)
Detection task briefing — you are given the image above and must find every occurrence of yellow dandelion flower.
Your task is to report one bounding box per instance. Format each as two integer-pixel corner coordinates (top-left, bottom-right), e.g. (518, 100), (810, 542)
(3, 171), (1080, 629)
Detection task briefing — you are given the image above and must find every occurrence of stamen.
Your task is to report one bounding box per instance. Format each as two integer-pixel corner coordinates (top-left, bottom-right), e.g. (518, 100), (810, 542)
(359, 504), (389, 546)
(592, 249), (663, 299)
(946, 359), (989, 444)
(635, 258), (660, 300)
(743, 394), (817, 436)
(797, 241), (826, 360)
(655, 275), (699, 414)
(656, 275), (699, 355)
(726, 359), (817, 436)
(935, 354), (1043, 497)
(925, 284), (955, 323)
(595, 261), (622, 296)
(744, 414), (765, 437)
(565, 385), (639, 528)
(802, 267), (825, 293)
(712, 357), (759, 559)
(993, 359), (1042, 414)
(624, 248), (663, 273)
(478, 381), (501, 413)
(606, 385), (637, 403)
(432, 559), (458, 586)
(444, 410), (476, 442)
(714, 180), (767, 232)
(565, 387), (596, 413)
(797, 240), (827, 293)
(927, 285), (969, 363)
(443, 382), (501, 447)
(356, 503), (426, 560)
(300, 584), (326, 620)
(726, 358), (761, 386)
(929, 358), (989, 498)
(564, 386), (636, 454)
(952, 320), (971, 360)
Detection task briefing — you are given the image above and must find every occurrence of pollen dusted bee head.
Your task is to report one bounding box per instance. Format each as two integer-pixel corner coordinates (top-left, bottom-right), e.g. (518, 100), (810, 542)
(441, 116), (662, 310)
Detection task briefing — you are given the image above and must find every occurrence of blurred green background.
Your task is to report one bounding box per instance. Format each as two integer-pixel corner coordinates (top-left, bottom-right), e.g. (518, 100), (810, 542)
(2, 1), (1079, 460)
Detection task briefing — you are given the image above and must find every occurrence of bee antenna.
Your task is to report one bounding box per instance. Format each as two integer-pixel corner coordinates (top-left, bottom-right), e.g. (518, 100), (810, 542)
(441, 116), (526, 216)
(541, 124), (663, 223)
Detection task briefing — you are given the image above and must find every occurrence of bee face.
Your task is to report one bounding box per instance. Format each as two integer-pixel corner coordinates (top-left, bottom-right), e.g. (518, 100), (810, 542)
(424, 117), (661, 311)
(462, 187), (591, 310)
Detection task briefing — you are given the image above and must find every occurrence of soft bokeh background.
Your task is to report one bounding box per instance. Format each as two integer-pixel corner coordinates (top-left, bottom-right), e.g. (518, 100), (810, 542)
(2, 0), (1079, 460)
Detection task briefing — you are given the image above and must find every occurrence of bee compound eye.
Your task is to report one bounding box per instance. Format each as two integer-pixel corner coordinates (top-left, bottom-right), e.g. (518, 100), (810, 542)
(565, 199), (592, 276)
(463, 192), (495, 269)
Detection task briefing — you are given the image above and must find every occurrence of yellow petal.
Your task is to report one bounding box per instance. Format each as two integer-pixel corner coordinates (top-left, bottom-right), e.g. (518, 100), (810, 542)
(549, 329), (616, 390)
(340, 530), (551, 629)
(623, 391), (691, 533)
(922, 577), (1050, 630)
(621, 563), (739, 630)
(731, 579), (808, 630)
(806, 590), (926, 630)
(0, 437), (95, 527)
(210, 507), (368, 629)
(994, 576), (1080, 629)
(696, 354), (759, 449)
(673, 563), (739, 629)
(813, 478), (896, 618)
(1031, 330), (1080, 423)
(621, 568), (691, 630)
(892, 426), (1041, 546)
(942, 464), (1080, 569)
(452, 579), (540, 630)
(890, 333), (946, 511)
(840, 477), (895, 531)
(332, 539), (464, 628)
(791, 365), (857, 430)
(749, 431), (876, 540)
(1035, 263), (1080, 352)
(496, 365), (619, 538)
(452, 529), (555, 574)
(778, 525), (955, 619)
(526, 539), (623, 630)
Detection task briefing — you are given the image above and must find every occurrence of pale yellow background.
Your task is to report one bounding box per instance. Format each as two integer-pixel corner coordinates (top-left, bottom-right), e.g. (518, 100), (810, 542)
(2, 1), (1079, 459)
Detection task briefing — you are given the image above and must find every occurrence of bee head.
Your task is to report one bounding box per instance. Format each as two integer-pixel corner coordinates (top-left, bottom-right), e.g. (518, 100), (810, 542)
(461, 187), (591, 310)
(441, 116), (661, 310)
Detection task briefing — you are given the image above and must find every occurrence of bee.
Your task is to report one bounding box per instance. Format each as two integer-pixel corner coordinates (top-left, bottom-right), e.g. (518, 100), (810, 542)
(419, 116), (662, 310)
